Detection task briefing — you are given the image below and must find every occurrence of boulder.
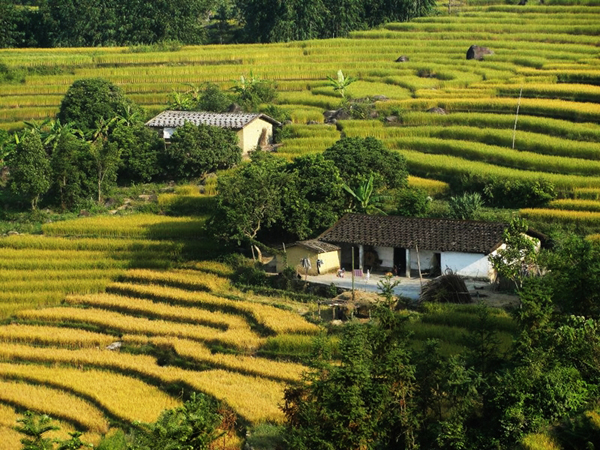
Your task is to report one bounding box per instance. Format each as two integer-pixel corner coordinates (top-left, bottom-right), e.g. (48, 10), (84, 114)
(369, 110), (380, 119)
(138, 194), (157, 202)
(79, 210), (90, 217)
(466, 45), (494, 60)
(427, 107), (447, 115)
(323, 108), (351, 124)
(395, 55), (409, 63)
(371, 95), (389, 102)
(7, 231), (19, 236)
(385, 116), (399, 123)
(306, 120), (319, 125)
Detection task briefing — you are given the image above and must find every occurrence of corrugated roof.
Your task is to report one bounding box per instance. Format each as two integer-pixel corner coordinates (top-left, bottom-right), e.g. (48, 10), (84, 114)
(319, 214), (507, 254)
(291, 240), (340, 253)
(145, 111), (281, 129)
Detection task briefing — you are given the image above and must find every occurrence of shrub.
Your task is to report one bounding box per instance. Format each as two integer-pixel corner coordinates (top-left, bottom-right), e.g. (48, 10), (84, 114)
(396, 187), (430, 217)
(459, 174), (556, 209)
(448, 192), (483, 220)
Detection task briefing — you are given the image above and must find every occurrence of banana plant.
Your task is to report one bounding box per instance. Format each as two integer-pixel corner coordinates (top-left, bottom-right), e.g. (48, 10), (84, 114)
(342, 174), (390, 215)
(326, 69), (357, 99)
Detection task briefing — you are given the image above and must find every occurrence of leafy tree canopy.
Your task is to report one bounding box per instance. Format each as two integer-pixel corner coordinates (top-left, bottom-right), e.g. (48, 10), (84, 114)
(323, 136), (408, 191)
(58, 78), (139, 135)
(7, 131), (51, 210)
(163, 122), (241, 180)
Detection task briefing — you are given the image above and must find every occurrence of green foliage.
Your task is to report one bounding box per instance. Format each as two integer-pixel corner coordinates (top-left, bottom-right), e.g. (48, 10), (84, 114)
(89, 118), (122, 203)
(326, 70), (357, 99)
(7, 132), (51, 209)
(261, 104), (291, 124)
(169, 83), (232, 113)
(15, 412), (59, 450)
(58, 78), (139, 134)
(343, 174), (390, 215)
(490, 217), (539, 293)
(448, 192), (483, 220)
(459, 174), (556, 209)
(15, 412), (91, 450)
(283, 153), (346, 239)
(323, 136), (408, 191)
(0, 128), (16, 162)
(130, 392), (228, 450)
(26, 0), (211, 47)
(164, 122), (241, 180)
(212, 152), (346, 242)
(377, 273), (401, 310)
(50, 133), (95, 210)
(110, 123), (162, 184)
(231, 73), (277, 111)
(283, 311), (418, 449)
(544, 233), (600, 319)
(210, 152), (289, 243)
(197, 83), (232, 113)
(236, 0), (437, 43)
(396, 187), (431, 217)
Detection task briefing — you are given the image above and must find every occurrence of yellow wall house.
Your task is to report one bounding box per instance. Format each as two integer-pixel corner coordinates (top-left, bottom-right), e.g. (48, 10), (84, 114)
(145, 111), (281, 155)
(276, 240), (341, 276)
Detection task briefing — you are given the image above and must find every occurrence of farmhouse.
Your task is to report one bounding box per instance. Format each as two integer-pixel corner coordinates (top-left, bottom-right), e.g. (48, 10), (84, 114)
(276, 240), (341, 276)
(145, 111), (281, 154)
(315, 214), (516, 281)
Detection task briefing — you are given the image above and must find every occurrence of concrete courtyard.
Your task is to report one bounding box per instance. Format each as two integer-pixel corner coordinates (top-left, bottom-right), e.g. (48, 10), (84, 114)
(306, 272), (501, 302)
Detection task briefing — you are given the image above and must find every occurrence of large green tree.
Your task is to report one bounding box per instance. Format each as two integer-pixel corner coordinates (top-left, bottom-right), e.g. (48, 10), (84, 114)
(109, 122), (162, 184)
(163, 122), (241, 180)
(283, 153), (346, 239)
(7, 132), (51, 209)
(209, 152), (290, 245)
(50, 133), (95, 210)
(323, 136), (408, 191)
(283, 310), (418, 449)
(57, 78), (139, 134)
(236, 0), (436, 42)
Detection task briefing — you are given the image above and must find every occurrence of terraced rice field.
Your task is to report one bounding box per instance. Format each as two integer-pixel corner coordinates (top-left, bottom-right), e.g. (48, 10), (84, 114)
(2, 0), (599, 226)
(0, 212), (321, 443)
(1, 0), (600, 445)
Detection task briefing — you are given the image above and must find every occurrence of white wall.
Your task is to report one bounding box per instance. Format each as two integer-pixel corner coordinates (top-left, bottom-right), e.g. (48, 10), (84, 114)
(163, 127), (176, 139)
(241, 118), (273, 153)
(409, 249), (436, 271)
(374, 246), (394, 269)
(441, 252), (493, 280)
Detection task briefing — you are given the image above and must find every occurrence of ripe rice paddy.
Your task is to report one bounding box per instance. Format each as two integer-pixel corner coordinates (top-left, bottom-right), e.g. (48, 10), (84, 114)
(1, 0), (599, 446)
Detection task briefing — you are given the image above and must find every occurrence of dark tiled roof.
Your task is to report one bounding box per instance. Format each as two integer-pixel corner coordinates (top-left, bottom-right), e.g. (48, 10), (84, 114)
(292, 240), (340, 253)
(145, 111), (281, 129)
(319, 214), (507, 254)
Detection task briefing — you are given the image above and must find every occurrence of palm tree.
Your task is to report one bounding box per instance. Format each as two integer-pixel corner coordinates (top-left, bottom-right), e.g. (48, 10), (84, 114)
(343, 174), (390, 215)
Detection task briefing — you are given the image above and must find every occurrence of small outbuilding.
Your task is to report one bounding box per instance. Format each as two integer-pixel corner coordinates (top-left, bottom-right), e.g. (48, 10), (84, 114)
(145, 111), (281, 155)
(318, 214), (521, 281)
(276, 240), (341, 276)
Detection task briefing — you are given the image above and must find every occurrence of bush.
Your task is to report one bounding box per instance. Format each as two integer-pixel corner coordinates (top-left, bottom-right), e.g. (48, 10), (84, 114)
(198, 83), (232, 113)
(458, 174), (556, 209)
(448, 192), (483, 220)
(396, 187), (430, 217)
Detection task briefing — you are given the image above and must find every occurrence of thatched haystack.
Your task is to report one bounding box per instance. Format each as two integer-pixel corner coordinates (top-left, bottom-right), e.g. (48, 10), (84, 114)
(420, 274), (472, 304)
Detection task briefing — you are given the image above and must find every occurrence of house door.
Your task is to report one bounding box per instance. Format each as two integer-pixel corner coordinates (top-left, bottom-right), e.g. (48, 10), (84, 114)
(393, 248), (407, 276)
